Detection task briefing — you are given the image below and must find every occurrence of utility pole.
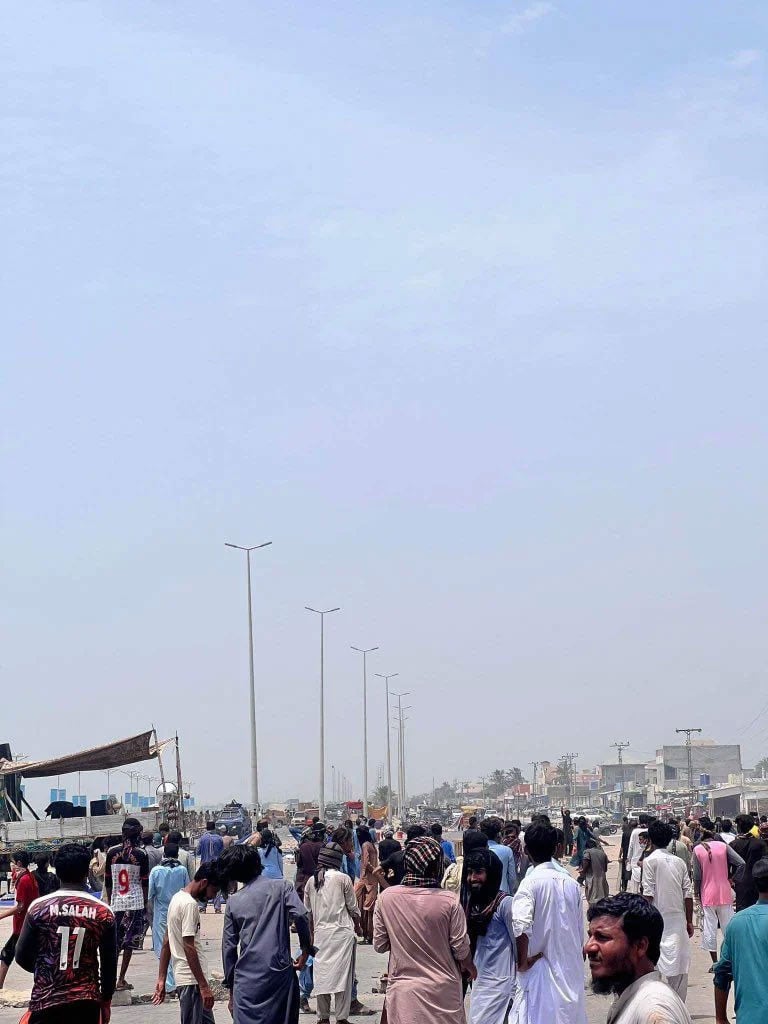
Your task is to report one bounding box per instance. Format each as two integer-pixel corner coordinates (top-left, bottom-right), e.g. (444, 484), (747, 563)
(611, 742), (631, 811)
(529, 761), (539, 802)
(676, 728), (702, 796)
(564, 752), (579, 807)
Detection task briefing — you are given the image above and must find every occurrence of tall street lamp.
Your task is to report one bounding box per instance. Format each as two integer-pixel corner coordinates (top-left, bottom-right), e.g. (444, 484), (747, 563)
(306, 606), (340, 821)
(226, 540), (272, 811)
(351, 646), (378, 817)
(375, 672), (398, 822)
(391, 691), (410, 819)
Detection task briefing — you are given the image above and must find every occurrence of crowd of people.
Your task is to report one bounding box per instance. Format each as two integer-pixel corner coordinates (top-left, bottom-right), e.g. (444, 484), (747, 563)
(0, 807), (767, 1023)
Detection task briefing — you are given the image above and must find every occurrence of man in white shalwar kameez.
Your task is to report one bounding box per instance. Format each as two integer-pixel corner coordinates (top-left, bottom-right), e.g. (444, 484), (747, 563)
(586, 893), (692, 1024)
(303, 843), (361, 1022)
(510, 823), (587, 1024)
(640, 820), (693, 1000)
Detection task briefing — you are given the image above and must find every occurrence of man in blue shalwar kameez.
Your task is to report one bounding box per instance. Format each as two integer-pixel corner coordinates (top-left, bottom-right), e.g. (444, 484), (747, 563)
(222, 845), (313, 1024)
(148, 843), (189, 993)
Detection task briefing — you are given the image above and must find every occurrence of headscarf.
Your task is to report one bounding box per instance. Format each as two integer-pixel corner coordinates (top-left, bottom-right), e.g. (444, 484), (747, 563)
(401, 836), (443, 888)
(464, 849), (504, 954)
(314, 842), (344, 889)
(382, 827), (394, 839)
(310, 821), (327, 841)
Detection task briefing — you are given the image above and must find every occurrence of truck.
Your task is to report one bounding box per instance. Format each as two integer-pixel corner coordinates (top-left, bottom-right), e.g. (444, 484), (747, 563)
(214, 802), (253, 840)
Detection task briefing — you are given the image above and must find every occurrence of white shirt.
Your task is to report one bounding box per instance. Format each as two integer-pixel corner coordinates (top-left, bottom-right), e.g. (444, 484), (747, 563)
(510, 863), (586, 1024)
(626, 827), (645, 870)
(606, 971), (692, 1023)
(641, 849), (692, 977)
(166, 890), (208, 987)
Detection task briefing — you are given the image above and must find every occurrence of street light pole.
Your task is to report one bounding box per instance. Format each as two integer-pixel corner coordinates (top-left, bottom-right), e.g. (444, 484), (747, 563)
(375, 673), (398, 823)
(392, 691), (410, 820)
(351, 646), (378, 817)
(306, 606), (340, 821)
(226, 540), (272, 812)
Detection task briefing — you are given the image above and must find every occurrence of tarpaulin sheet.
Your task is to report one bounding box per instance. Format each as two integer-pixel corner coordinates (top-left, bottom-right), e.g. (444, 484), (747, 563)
(0, 730), (156, 779)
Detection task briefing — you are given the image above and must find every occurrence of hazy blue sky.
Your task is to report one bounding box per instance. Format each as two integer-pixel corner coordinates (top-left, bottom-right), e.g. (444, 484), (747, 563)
(3, 2), (767, 810)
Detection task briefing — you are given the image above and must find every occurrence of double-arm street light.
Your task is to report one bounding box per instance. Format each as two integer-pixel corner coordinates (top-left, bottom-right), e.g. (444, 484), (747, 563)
(306, 606), (340, 821)
(375, 672), (398, 822)
(351, 646), (378, 817)
(226, 540), (273, 811)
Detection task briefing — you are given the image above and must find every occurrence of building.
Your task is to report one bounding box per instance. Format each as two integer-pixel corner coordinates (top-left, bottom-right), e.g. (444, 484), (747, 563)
(598, 763), (649, 811)
(657, 741), (741, 791)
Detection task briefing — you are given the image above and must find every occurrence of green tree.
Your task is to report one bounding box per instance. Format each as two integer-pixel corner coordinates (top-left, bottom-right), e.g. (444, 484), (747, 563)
(487, 769), (510, 799)
(755, 756), (768, 777)
(508, 767), (525, 786)
(485, 768), (527, 799)
(555, 757), (571, 785)
(370, 785), (393, 808)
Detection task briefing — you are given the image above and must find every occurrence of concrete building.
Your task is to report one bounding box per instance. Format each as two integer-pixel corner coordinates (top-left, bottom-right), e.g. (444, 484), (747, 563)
(657, 741), (741, 791)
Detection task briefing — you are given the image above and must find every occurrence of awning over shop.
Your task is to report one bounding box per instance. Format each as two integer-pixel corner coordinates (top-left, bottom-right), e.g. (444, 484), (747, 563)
(0, 730), (159, 779)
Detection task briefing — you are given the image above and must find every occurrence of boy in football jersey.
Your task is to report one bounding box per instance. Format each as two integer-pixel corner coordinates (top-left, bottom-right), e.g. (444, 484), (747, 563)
(104, 817), (149, 991)
(0, 849), (39, 990)
(15, 843), (117, 1023)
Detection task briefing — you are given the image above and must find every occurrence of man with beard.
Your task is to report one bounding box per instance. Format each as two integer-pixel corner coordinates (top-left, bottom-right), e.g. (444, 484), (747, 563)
(585, 893), (692, 1023)
(465, 849), (516, 1024)
(510, 822), (586, 1024)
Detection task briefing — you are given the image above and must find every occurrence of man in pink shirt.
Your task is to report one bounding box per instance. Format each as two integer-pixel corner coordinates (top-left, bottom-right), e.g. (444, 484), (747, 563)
(373, 836), (475, 1022)
(692, 819), (745, 967)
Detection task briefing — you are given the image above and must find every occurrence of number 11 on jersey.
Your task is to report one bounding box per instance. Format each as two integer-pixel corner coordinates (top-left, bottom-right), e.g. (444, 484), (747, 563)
(57, 925), (86, 970)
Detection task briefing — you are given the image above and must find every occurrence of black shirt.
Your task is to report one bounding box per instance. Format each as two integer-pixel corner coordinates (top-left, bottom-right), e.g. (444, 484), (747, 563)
(32, 869), (59, 897)
(378, 838), (401, 863)
(730, 835), (768, 910)
(380, 849), (406, 886)
(462, 828), (487, 855)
